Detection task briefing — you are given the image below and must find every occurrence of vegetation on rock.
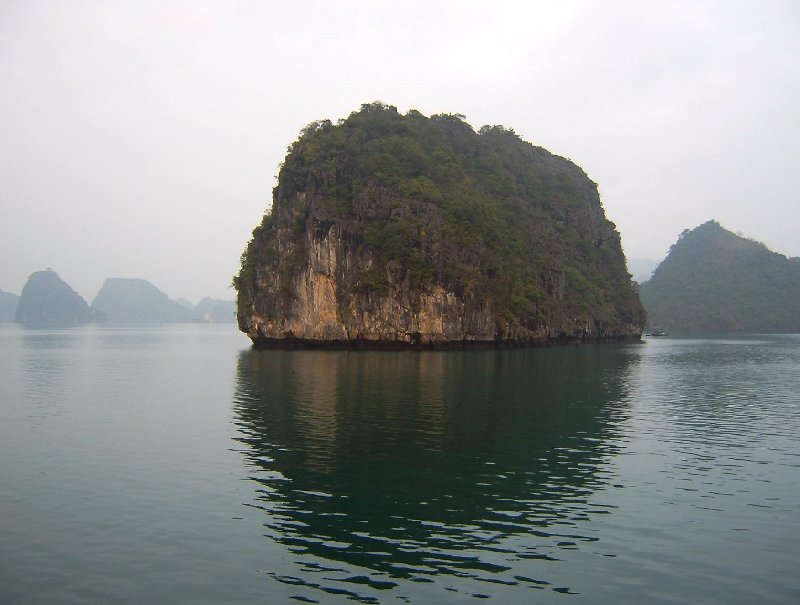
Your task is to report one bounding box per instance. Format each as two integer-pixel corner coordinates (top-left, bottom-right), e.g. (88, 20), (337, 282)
(639, 220), (800, 333)
(236, 103), (645, 346)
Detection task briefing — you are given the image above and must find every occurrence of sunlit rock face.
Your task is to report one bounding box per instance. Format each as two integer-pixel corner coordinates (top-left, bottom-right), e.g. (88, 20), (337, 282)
(235, 103), (645, 348)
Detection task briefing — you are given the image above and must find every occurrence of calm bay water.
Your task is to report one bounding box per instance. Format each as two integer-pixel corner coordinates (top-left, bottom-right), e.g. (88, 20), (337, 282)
(1, 325), (799, 604)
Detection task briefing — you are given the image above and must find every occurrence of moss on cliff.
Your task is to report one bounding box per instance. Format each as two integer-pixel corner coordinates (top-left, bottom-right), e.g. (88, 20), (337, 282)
(235, 103), (644, 346)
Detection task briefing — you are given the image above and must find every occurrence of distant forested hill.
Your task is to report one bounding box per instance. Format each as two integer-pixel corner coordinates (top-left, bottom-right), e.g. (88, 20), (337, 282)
(92, 278), (192, 323)
(91, 278), (236, 323)
(15, 270), (95, 327)
(639, 221), (800, 333)
(193, 297), (236, 323)
(0, 288), (20, 322)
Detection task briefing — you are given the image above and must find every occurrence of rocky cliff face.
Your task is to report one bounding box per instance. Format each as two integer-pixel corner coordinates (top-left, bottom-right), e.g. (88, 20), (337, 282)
(245, 224), (506, 345)
(236, 104), (645, 348)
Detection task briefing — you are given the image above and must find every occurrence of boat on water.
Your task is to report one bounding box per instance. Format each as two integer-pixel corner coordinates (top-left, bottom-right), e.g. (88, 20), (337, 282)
(645, 327), (670, 337)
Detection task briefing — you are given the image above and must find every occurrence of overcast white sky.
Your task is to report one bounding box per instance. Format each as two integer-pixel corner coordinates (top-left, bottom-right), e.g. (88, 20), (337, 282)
(2, 0), (798, 302)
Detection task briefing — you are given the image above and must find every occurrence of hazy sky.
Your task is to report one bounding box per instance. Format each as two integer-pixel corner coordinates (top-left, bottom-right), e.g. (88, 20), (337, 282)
(2, 1), (798, 302)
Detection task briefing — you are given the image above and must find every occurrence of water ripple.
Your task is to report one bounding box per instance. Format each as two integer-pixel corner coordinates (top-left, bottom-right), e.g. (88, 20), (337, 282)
(232, 347), (638, 602)
(228, 337), (800, 603)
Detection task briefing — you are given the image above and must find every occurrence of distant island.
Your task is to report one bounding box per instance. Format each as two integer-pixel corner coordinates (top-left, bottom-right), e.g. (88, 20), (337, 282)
(7, 270), (235, 326)
(92, 278), (194, 323)
(640, 220), (800, 333)
(193, 297), (236, 323)
(15, 269), (97, 327)
(0, 288), (20, 322)
(235, 103), (645, 348)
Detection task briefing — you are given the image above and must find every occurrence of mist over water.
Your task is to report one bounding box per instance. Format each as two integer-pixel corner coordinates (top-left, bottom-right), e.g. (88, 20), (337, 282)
(1, 326), (799, 604)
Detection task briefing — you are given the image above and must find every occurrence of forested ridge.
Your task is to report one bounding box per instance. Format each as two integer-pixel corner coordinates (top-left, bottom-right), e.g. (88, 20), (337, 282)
(640, 220), (800, 333)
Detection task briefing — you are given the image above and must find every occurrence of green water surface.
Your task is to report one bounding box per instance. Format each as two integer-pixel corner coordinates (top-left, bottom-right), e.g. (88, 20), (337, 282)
(1, 326), (798, 603)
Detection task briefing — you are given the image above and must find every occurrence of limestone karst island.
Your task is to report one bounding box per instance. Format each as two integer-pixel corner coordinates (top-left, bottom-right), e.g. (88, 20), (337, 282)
(235, 103), (645, 348)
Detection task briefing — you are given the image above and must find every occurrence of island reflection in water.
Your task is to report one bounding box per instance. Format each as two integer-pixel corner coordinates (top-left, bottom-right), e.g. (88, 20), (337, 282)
(233, 346), (638, 602)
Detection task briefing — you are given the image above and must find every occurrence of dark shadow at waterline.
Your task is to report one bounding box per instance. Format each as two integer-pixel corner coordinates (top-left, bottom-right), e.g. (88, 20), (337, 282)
(232, 345), (640, 602)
